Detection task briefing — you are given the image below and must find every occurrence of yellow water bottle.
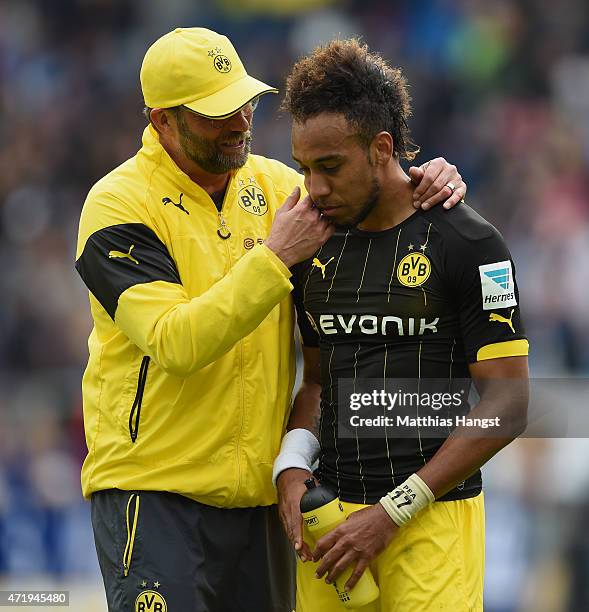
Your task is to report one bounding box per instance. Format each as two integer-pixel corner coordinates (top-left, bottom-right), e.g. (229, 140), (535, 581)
(300, 479), (380, 609)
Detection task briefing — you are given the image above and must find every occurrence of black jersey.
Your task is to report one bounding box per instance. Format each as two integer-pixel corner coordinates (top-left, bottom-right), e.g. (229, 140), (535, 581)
(293, 204), (528, 504)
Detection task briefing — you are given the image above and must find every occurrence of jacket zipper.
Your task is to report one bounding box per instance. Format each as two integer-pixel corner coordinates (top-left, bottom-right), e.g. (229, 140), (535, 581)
(217, 210), (231, 239)
(214, 174), (232, 240)
(129, 356), (150, 443)
(213, 183), (245, 503)
(122, 493), (140, 577)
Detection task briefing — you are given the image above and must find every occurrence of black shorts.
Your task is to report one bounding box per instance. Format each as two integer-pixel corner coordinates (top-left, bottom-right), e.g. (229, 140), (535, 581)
(91, 489), (295, 612)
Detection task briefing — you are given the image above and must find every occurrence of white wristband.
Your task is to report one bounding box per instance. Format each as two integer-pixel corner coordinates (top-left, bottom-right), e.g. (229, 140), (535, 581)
(379, 474), (435, 527)
(272, 428), (320, 487)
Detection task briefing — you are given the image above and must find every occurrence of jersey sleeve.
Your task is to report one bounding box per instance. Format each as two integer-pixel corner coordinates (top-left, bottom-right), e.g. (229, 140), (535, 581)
(75, 189), (294, 377)
(291, 263), (319, 347)
(442, 210), (529, 363)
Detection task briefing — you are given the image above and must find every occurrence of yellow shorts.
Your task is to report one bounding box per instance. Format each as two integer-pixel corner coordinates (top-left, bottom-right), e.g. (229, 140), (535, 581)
(296, 493), (485, 612)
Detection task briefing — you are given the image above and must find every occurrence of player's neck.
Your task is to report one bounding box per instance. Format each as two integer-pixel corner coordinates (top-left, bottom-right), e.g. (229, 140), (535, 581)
(357, 167), (416, 232)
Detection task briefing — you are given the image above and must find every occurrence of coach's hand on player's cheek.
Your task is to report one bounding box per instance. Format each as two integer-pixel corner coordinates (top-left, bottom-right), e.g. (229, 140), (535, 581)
(312, 503), (398, 590)
(265, 190), (335, 268)
(276, 468), (315, 562)
(409, 157), (466, 210)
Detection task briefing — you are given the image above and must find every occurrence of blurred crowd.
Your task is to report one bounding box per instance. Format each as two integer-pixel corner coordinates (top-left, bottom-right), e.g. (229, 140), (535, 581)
(0, 1), (588, 610)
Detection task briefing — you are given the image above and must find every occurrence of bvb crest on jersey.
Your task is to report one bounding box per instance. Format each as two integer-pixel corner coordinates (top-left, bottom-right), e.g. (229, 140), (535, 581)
(135, 590), (167, 612)
(397, 252), (431, 287)
(238, 181), (268, 216)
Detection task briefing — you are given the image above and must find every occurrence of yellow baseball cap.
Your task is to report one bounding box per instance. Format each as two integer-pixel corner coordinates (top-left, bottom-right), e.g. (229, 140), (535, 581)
(140, 27), (278, 118)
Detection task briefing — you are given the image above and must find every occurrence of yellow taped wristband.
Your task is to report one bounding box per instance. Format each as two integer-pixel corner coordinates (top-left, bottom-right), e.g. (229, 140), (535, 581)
(379, 474), (435, 527)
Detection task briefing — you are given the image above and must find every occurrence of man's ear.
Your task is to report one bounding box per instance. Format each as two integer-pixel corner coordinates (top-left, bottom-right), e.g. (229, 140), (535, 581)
(370, 131), (394, 166)
(150, 108), (176, 136)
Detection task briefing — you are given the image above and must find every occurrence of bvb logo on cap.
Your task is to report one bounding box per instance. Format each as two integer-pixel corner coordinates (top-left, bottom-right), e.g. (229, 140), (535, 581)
(208, 47), (232, 73)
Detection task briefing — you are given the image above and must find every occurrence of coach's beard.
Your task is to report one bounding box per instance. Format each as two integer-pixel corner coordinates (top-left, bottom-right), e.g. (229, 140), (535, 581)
(183, 132), (252, 174)
(178, 118), (253, 174)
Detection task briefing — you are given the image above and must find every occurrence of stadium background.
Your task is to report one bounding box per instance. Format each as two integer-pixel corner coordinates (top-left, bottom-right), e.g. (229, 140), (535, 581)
(1, 0), (588, 610)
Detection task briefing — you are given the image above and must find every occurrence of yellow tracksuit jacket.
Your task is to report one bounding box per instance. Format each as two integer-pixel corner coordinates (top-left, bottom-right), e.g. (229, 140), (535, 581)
(75, 125), (303, 507)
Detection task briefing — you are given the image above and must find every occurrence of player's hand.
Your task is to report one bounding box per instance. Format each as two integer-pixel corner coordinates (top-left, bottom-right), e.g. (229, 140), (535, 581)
(312, 503), (398, 591)
(276, 468), (315, 562)
(265, 187), (335, 268)
(408, 157), (466, 210)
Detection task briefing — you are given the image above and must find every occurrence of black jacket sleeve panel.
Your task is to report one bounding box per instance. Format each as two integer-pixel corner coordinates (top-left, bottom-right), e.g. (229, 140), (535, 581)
(75, 223), (181, 320)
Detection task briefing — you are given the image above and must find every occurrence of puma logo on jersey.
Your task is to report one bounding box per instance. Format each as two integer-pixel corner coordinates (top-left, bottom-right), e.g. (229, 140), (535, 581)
(312, 257), (334, 279)
(108, 244), (139, 264)
(162, 193), (189, 215)
(489, 309), (515, 333)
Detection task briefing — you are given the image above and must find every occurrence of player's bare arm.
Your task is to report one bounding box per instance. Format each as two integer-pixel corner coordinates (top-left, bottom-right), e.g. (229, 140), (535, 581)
(276, 346), (322, 562)
(415, 355), (529, 498)
(312, 355), (529, 590)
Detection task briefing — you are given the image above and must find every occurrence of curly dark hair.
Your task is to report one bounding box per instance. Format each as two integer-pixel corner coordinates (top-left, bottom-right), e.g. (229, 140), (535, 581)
(282, 38), (419, 161)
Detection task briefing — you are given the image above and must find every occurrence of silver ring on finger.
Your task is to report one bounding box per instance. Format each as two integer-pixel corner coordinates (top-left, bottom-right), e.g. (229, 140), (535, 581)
(445, 181), (456, 194)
